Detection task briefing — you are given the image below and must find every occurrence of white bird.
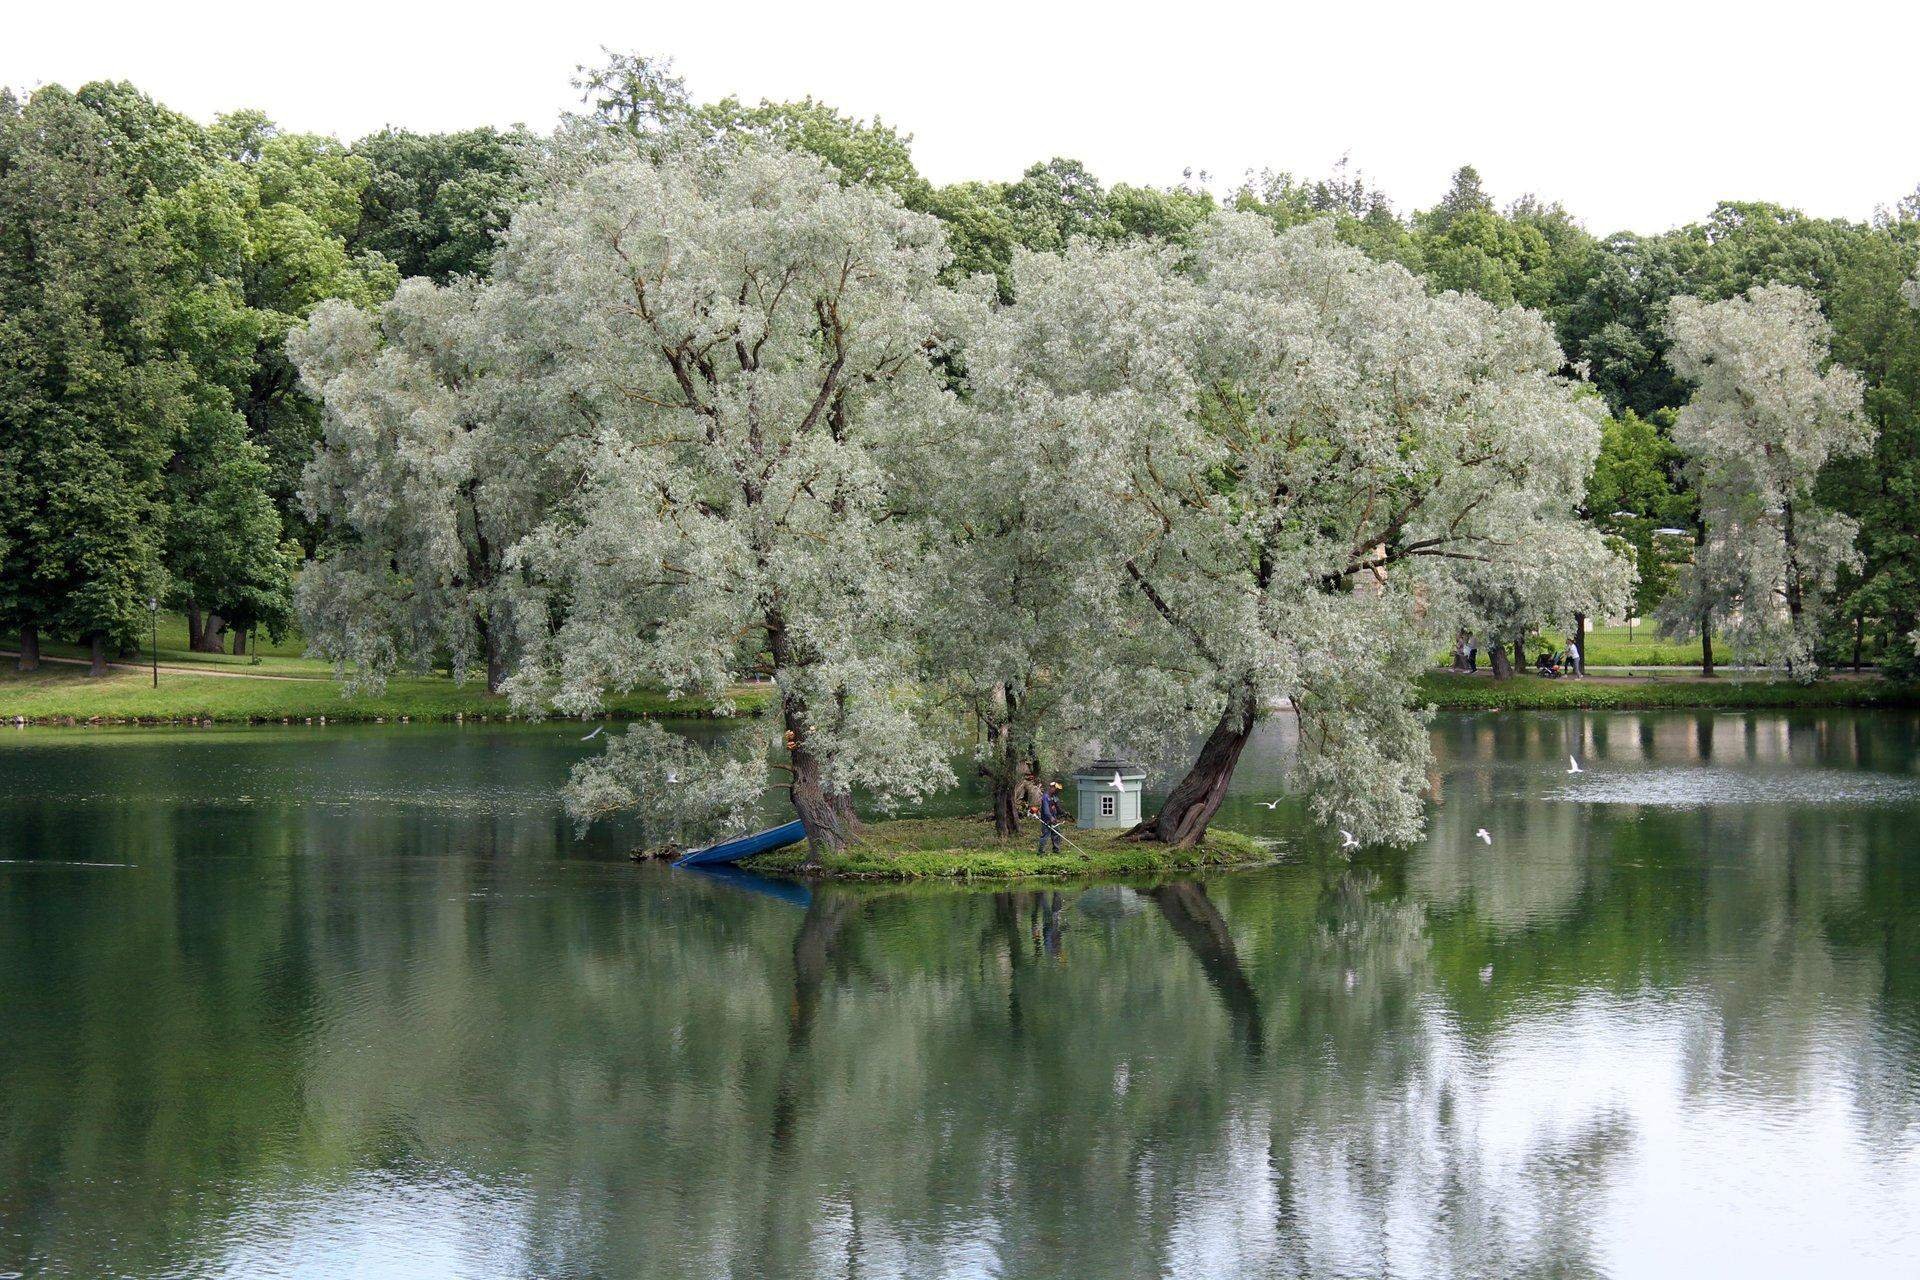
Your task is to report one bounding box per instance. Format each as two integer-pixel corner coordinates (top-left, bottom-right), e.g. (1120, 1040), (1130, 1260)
(1567, 755), (1582, 774)
(1479, 964), (1494, 983)
(1110, 771), (1126, 791)
(1343, 968), (1357, 991)
(665, 771), (679, 784)
(581, 725), (603, 741)
(1258, 798), (1282, 810)
(1475, 828), (1492, 845)
(1340, 830), (1360, 849)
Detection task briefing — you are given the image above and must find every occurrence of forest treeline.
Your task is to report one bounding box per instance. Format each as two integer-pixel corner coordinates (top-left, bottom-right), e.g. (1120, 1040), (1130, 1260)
(2, 51), (1918, 682)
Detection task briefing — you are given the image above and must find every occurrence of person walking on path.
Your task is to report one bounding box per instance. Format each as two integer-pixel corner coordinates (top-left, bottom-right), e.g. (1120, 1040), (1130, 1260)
(1566, 636), (1582, 678)
(1036, 782), (1069, 855)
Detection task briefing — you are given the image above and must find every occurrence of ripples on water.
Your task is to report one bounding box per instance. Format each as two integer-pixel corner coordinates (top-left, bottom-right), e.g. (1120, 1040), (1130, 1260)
(1558, 767), (1920, 807)
(1, 711), (1918, 1278)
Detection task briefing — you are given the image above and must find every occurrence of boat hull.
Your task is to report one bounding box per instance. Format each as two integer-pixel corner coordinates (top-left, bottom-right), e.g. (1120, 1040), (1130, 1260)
(672, 820), (808, 868)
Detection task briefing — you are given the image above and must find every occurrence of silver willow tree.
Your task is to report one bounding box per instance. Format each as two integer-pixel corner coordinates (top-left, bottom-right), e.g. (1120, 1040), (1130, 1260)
(494, 145), (959, 859)
(1656, 285), (1871, 677)
(971, 217), (1619, 846)
(292, 278), (558, 694)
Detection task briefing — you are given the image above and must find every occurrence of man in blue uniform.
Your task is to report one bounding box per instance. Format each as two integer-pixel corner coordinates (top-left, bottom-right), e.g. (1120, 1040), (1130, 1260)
(1036, 782), (1069, 855)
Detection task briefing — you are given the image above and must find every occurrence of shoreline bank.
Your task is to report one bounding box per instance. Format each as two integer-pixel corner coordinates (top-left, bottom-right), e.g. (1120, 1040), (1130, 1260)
(0, 665), (773, 725)
(1417, 671), (1920, 711)
(6, 662), (1915, 727)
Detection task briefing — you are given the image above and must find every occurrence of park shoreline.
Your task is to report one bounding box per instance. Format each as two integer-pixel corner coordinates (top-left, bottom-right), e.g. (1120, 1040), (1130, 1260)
(1419, 670), (1920, 711)
(6, 664), (1916, 728)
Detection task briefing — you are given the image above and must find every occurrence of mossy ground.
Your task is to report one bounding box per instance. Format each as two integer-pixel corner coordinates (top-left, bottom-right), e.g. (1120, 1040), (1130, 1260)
(748, 816), (1270, 881)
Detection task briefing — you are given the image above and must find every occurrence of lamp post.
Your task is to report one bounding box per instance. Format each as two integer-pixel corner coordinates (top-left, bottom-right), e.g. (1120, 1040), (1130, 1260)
(147, 597), (159, 688)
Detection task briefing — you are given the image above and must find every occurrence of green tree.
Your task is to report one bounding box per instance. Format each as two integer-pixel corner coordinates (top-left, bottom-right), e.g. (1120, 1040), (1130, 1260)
(1586, 410), (1691, 618)
(1002, 157), (1119, 252)
(213, 120), (396, 544)
(349, 126), (538, 281)
(1823, 212), (1920, 673)
(78, 84), (382, 648)
(0, 86), (181, 672)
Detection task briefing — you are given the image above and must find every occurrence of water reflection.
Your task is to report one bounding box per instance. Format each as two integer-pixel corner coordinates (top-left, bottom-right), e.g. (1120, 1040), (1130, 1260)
(1, 712), (1918, 1277)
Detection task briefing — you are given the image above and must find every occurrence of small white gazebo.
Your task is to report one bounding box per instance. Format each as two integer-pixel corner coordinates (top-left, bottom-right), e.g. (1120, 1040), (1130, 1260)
(1071, 759), (1146, 830)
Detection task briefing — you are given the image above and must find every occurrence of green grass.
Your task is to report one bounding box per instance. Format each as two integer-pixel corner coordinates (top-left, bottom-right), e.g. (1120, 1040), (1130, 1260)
(748, 816), (1270, 881)
(0, 664), (771, 724)
(1442, 625), (1704, 670)
(1564, 624), (1705, 668)
(21, 612), (332, 676)
(1419, 670), (1920, 711)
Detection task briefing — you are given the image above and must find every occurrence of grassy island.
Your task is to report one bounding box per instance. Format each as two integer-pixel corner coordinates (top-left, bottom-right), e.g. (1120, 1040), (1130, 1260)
(747, 817), (1270, 881)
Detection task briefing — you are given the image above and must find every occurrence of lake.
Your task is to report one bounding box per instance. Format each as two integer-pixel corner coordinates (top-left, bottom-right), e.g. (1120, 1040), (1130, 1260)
(2, 711), (1918, 1278)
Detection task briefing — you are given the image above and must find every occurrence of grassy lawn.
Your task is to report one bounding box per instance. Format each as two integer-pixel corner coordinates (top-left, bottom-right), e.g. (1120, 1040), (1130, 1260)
(1564, 624), (1704, 668)
(0, 664), (771, 724)
(16, 612), (333, 677)
(1442, 625), (1703, 669)
(748, 816), (1269, 881)
(1419, 670), (1920, 711)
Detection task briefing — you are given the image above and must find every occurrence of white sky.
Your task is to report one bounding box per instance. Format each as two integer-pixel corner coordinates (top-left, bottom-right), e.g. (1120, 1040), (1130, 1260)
(10, 0), (1918, 236)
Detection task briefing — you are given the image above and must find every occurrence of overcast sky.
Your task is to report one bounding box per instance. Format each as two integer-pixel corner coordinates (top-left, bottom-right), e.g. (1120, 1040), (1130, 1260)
(11, 1), (1917, 235)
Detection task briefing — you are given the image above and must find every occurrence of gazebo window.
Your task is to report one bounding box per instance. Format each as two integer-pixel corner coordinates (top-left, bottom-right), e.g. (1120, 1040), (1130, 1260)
(1100, 794), (1116, 817)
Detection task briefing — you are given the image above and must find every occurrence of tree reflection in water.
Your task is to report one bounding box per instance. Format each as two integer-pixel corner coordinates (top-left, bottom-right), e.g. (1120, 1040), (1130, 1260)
(1, 712), (1918, 1277)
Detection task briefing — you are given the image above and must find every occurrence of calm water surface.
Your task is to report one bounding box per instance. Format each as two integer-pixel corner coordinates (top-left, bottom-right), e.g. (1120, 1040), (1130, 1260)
(2, 711), (1919, 1279)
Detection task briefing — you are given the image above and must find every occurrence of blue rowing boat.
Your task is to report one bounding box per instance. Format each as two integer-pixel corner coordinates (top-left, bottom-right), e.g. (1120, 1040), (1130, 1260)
(672, 820), (808, 869)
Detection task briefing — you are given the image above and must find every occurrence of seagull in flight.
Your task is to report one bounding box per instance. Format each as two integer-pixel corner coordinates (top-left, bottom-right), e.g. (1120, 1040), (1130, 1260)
(1110, 771), (1126, 791)
(581, 725), (603, 741)
(665, 771), (679, 784)
(1258, 798), (1282, 810)
(1340, 830), (1360, 849)
(1479, 964), (1494, 983)
(1567, 755), (1582, 774)
(1475, 828), (1492, 845)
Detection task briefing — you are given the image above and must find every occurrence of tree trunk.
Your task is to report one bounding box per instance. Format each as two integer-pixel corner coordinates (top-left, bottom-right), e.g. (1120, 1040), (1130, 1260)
(1853, 615), (1864, 672)
(1782, 499), (1804, 628)
(232, 629), (248, 657)
(1701, 612), (1716, 677)
(87, 632), (109, 677)
(192, 610), (226, 654)
(986, 681), (1021, 838)
(789, 742), (858, 862)
(767, 606), (858, 862)
(16, 624), (39, 672)
(478, 614), (506, 695)
(185, 603), (201, 647)
(1488, 637), (1513, 680)
(1572, 612), (1587, 675)
(1512, 633), (1527, 674)
(1138, 686), (1258, 848)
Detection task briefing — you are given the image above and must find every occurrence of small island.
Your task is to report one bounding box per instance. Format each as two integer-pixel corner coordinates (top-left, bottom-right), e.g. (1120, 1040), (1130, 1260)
(744, 817), (1269, 881)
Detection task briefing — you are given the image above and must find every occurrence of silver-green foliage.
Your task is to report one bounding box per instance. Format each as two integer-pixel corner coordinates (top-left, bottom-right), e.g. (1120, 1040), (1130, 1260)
(966, 216), (1623, 843)
(1657, 285), (1872, 676)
